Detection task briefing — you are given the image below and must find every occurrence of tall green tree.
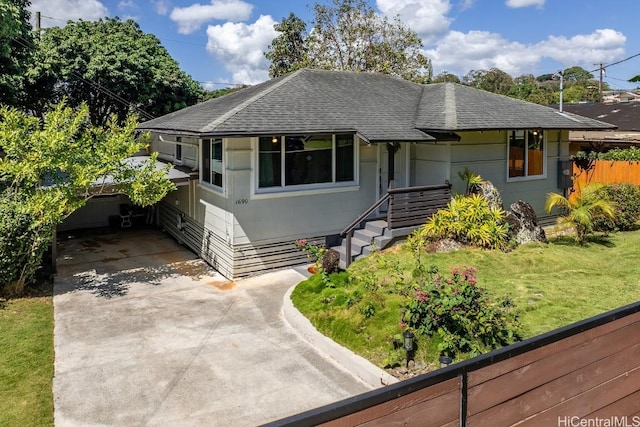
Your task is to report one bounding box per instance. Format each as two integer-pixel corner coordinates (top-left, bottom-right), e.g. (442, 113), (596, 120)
(31, 18), (204, 126)
(432, 71), (461, 83)
(463, 68), (513, 95)
(0, 102), (176, 293)
(265, 12), (308, 78)
(265, 0), (431, 83)
(308, 0), (431, 83)
(0, 0), (35, 107)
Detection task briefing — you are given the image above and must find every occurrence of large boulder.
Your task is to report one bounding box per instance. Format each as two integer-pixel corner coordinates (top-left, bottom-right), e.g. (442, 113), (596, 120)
(508, 200), (547, 244)
(321, 248), (341, 273)
(471, 180), (503, 211)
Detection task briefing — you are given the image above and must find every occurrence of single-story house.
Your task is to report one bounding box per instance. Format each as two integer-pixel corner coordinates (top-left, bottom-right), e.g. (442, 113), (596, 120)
(559, 102), (640, 154)
(136, 69), (614, 279)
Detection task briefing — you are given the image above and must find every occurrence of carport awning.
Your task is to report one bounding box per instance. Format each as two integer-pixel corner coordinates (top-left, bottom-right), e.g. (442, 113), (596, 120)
(122, 155), (195, 186)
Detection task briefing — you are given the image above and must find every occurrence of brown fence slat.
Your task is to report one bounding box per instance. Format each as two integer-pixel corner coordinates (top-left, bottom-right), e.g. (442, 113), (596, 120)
(467, 319), (640, 415)
(468, 311), (640, 386)
(319, 378), (460, 427)
(588, 389), (640, 418)
(518, 365), (640, 426)
(467, 340), (640, 426)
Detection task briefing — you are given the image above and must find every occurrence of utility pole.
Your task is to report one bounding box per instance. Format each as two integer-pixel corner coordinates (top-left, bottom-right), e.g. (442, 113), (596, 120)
(35, 11), (41, 31)
(553, 69), (564, 112)
(598, 62), (604, 103)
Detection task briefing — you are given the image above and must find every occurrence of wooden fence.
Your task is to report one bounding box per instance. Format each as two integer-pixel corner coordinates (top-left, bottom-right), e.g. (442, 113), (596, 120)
(573, 160), (640, 187)
(266, 302), (640, 426)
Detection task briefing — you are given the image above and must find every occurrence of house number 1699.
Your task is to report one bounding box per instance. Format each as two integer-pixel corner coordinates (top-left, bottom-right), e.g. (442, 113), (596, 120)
(235, 198), (248, 205)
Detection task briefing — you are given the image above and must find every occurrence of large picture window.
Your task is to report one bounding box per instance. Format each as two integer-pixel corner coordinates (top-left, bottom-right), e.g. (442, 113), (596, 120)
(202, 138), (223, 189)
(508, 130), (544, 179)
(258, 134), (355, 189)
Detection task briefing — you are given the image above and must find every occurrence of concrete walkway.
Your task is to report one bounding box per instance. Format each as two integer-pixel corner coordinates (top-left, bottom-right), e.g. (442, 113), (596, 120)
(53, 229), (371, 426)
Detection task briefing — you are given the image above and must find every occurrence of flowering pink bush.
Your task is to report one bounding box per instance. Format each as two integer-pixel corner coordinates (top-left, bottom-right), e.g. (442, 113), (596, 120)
(401, 265), (520, 358)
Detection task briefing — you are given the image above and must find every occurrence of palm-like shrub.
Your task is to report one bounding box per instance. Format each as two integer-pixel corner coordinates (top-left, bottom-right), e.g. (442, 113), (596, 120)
(545, 183), (616, 244)
(423, 194), (509, 250)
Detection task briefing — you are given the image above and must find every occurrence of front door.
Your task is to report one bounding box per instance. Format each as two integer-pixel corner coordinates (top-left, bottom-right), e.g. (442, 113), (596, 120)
(378, 142), (408, 214)
(379, 142), (408, 195)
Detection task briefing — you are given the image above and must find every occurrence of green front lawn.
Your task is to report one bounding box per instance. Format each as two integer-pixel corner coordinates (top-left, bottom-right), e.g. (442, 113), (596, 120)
(0, 284), (54, 427)
(291, 231), (640, 370)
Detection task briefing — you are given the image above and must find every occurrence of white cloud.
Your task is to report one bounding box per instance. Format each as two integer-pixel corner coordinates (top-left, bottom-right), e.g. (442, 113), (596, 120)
(29, 0), (108, 27)
(170, 0), (253, 35)
(118, 0), (137, 11)
(535, 29), (626, 68)
(426, 28), (627, 79)
(151, 0), (171, 16)
(505, 0), (545, 8)
(205, 14), (278, 84)
(459, 0), (476, 11)
(426, 30), (540, 77)
(376, 0), (452, 42)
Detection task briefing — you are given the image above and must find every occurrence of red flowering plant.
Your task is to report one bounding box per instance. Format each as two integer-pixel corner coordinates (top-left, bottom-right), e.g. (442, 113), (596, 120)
(295, 239), (326, 263)
(401, 265), (520, 359)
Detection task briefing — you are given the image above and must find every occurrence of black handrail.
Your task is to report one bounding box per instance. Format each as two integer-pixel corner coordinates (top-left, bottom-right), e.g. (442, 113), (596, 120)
(340, 193), (390, 238)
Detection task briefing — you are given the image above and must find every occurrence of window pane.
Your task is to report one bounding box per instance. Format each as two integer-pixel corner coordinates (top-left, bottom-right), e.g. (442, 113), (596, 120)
(527, 131), (544, 176)
(285, 135), (332, 185)
(508, 131), (525, 178)
(336, 134), (354, 182)
(259, 136), (281, 187)
(202, 138), (211, 184)
(211, 139), (223, 188)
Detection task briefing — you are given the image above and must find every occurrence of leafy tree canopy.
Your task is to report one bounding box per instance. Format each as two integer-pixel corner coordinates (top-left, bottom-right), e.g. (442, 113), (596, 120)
(0, 102), (176, 292)
(463, 68), (513, 95)
(0, 0), (35, 107)
(31, 18), (204, 126)
(265, 12), (308, 78)
(432, 71), (460, 84)
(265, 0), (431, 83)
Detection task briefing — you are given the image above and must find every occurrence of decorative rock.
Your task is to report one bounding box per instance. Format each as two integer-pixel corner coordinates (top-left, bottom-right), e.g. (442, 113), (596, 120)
(508, 200), (548, 244)
(471, 180), (504, 211)
(321, 248), (341, 273)
(427, 238), (463, 253)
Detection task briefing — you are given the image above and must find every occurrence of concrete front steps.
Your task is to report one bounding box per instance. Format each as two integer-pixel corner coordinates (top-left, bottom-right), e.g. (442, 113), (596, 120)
(332, 220), (421, 269)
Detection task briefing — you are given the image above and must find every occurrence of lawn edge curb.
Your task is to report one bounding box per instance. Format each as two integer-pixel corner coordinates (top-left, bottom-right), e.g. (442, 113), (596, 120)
(282, 281), (399, 389)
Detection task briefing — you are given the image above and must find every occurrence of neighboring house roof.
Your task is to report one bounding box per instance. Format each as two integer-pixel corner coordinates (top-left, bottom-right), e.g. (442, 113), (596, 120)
(560, 102), (640, 131)
(138, 69), (615, 142)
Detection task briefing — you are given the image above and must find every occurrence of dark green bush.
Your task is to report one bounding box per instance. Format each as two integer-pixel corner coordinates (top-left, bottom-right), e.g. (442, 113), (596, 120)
(593, 183), (640, 231)
(401, 265), (520, 358)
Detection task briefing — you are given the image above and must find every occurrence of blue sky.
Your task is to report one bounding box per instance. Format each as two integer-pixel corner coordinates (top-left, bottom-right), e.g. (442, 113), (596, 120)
(28, 0), (640, 91)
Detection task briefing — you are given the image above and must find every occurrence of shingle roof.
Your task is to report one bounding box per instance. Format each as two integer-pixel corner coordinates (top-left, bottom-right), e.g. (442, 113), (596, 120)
(416, 83), (616, 131)
(559, 102), (640, 131)
(138, 69), (615, 141)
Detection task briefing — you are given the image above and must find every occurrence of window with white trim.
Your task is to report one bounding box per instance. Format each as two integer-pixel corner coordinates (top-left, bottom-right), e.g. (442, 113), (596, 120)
(201, 138), (223, 188)
(174, 142), (182, 163)
(508, 130), (545, 179)
(258, 134), (355, 189)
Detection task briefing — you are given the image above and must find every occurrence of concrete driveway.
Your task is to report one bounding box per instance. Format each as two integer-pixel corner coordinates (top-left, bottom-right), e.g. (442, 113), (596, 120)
(53, 229), (370, 426)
